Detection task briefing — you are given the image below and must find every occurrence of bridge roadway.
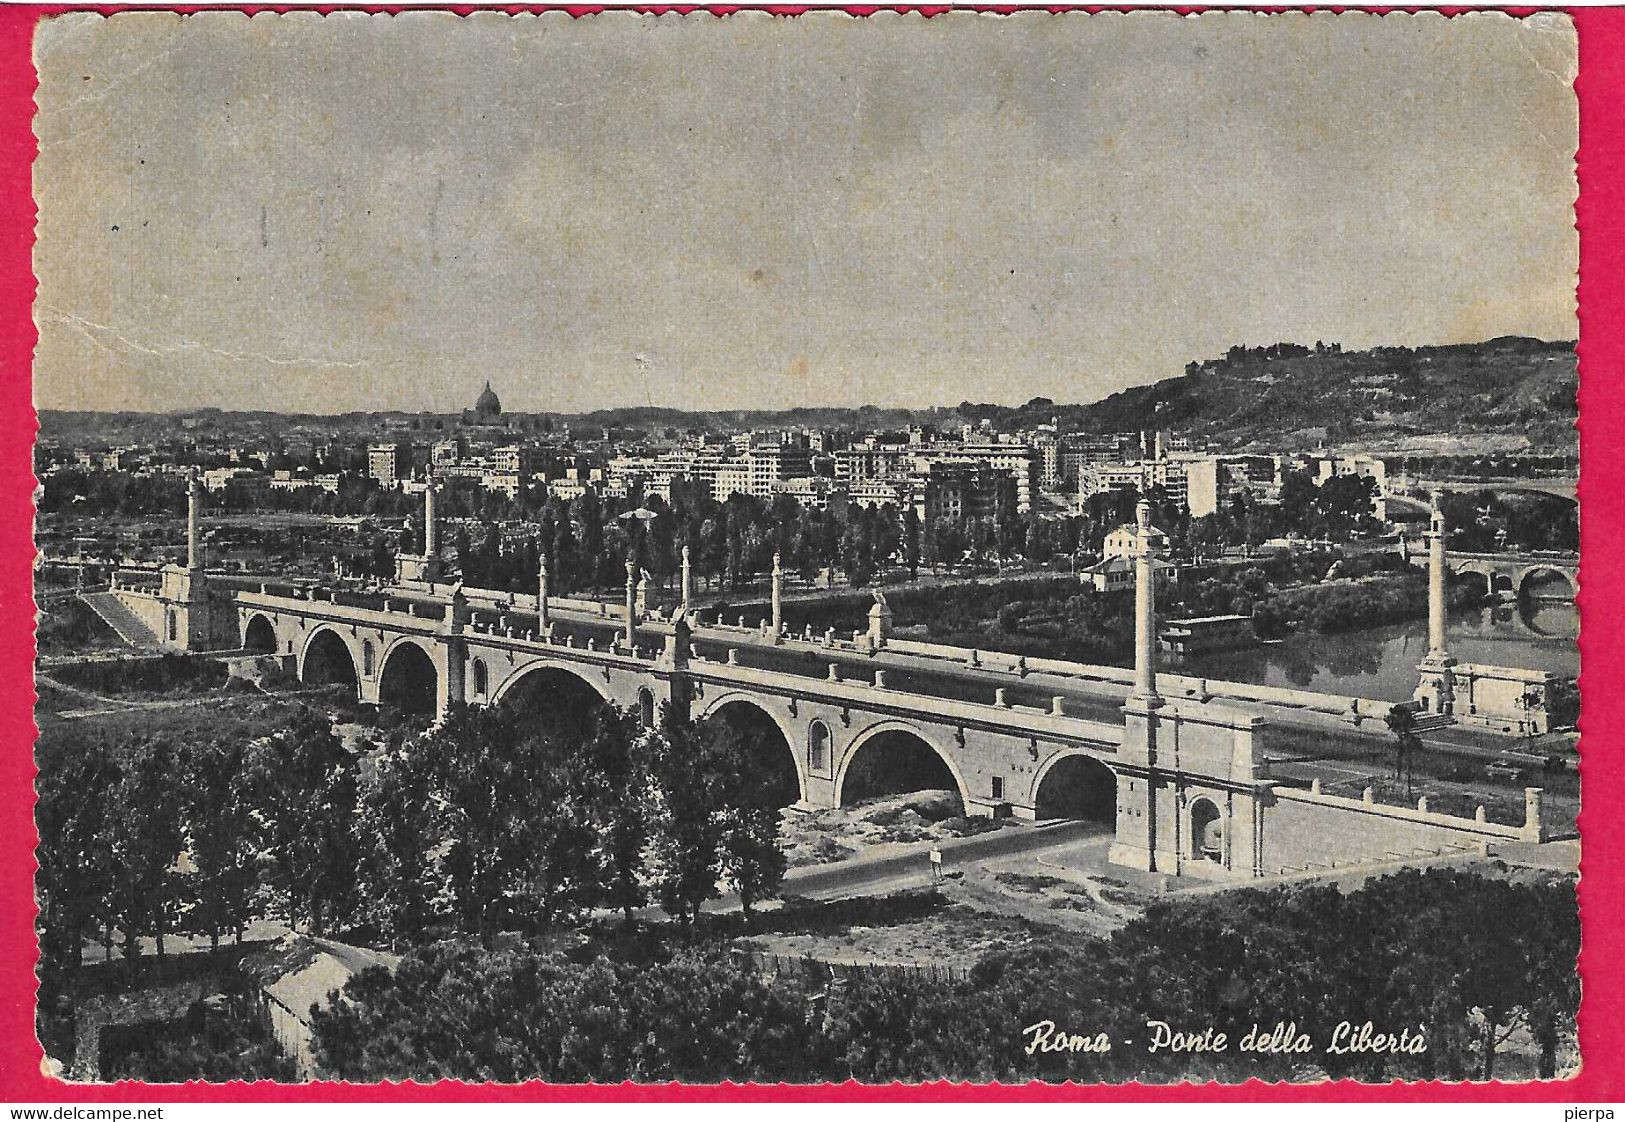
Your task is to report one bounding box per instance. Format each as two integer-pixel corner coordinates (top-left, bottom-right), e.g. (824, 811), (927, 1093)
(314, 581), (1534, 769)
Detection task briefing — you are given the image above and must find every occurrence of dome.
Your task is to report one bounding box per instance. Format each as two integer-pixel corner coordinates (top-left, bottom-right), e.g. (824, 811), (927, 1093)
(474, 380), (502, 417)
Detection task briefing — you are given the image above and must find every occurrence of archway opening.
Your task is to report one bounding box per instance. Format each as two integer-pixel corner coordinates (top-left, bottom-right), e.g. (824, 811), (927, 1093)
(378, 642), (438, 716)
(1516, 567), (1579, 640)
(1455, 570), (1493, 602)
(808, 720), (832, 775)
(1190, 798), (1223, 863)
(302, 629), (359, 698)
(1491, 572), (1516, 598)
(244, 615), (276, 654)
(1033, 754), (1116, 825)
(496, 665), (609, 738)
(1519, 567), (1576, 603)
(707, 700), (801, 809)
(840, 729), (964, 816)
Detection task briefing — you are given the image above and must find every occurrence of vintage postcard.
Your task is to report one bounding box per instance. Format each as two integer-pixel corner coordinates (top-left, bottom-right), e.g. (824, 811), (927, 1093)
(17, 4), (1612, 1099)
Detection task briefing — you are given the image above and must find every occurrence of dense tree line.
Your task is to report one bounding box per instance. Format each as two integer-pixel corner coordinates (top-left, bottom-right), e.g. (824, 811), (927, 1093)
(35, 695), (789, 1016)
(310, 868), (1578, 1084)
(47, 463), (1426, 598)
(383, 483), (1152, 597)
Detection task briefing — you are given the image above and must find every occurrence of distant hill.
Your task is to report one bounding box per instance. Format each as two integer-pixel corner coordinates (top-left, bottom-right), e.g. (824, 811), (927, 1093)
(38, 337), (1578, 453)
(960, 337), (1578, 451)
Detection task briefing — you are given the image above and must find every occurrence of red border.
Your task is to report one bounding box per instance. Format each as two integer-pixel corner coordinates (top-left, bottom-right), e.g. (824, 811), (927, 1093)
(1, 3), (1619, 1102)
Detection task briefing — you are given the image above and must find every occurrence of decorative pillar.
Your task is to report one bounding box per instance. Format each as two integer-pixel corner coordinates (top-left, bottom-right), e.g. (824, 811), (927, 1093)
(1427, 500), (1448, 661)
(423, 477), (439, 559)
(1416, 496), (1457, 716)
(624, 553), (638, 649)
(771, 551), (784, 643)
(537, 551), (551, 632)
(680, 544), (693, 613)
(1131, 496), (1163, 706)
(867, 591), (892, 649)
(186, 471), (202, 570)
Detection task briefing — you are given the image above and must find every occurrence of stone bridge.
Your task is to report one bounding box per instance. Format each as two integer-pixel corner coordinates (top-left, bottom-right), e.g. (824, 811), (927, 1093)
(229, 583), (1269, 855)
(1444, 550), (1578, 601)
(100, 480), (1560, 880)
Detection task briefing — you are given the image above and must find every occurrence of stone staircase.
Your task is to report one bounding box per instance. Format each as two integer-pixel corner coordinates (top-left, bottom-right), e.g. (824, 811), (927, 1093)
(78, 591), (161, 651)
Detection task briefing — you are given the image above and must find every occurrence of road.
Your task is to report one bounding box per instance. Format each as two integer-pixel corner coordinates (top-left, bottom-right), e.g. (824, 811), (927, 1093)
(720, 820), (1104, 907)
(545, 609), (1545, 776)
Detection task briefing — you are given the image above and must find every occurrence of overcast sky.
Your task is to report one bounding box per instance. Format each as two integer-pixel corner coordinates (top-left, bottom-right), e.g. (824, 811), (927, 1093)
(32, 10), (1578, 415)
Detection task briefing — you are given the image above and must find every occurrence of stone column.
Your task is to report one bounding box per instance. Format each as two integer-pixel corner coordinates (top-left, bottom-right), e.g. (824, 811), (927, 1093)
(771, 551), (783, 643)
(680, 543), (693, 613)
(1132, 497), (1162, 705)
(186, 471), (202, 570)
(537, 550), (551, 632)
(1416, 497), (1456, 716)
(1427, 501), (1448, 661)
(423, 479), (439, 559)
(624, 554), (638, 649)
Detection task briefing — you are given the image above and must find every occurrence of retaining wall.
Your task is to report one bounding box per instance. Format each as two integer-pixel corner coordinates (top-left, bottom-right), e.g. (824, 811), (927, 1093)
(1259, 785), (1527, 875)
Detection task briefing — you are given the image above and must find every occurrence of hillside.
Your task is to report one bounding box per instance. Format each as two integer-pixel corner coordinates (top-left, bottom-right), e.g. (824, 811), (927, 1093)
(39, 337), (1578, 453)
(964, 337), (1578, 451)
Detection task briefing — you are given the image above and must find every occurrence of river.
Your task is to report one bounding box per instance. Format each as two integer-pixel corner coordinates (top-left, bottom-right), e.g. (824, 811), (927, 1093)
(1181, 602), (1579, 702)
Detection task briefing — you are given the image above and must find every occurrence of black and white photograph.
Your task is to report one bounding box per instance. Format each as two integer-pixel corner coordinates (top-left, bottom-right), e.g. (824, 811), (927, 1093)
(29, 9), (1582, 1086)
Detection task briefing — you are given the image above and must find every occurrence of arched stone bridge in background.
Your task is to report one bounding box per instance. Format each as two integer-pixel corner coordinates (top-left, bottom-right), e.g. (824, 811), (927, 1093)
(235, 582), (1175, 827)
(100, 481), (1565, 881)
(1444, 550), (1579, 602)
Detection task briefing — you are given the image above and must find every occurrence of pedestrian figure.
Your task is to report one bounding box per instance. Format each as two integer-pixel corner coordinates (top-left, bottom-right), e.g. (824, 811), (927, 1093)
(928, 845), (944, 884)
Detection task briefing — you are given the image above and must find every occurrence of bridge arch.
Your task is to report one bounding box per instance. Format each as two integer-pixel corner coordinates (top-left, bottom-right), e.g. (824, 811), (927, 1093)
(377, 637), (439, 716)
(1450, 565), (1494, 600)
(243, 613), (277, 654)
(299, 625), (361, 697)
(489, 659), (611, 708)
(700, 693), (804, 808)
(1031, 751), (1117, 824)
(835, 720), (969, 815)
(488, 660), (613, 737)
(1517, 565), (1578, 601)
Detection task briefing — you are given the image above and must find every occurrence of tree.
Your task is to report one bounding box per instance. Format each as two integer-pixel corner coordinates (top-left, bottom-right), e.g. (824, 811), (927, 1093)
(180, 738), (260, 950)
(709, 720), (789, 923)
(581, 704), (655, 927)
(354, 736), (438, 947)
(36, 736), (120, 982)
(1384, 704), (1422, 795)
(244, 708), (360, 936)
(902, 506), (922, 581)
(107, 737), (186, 975)
(649, 708), (725, 930)
(419, 703), (600, 937)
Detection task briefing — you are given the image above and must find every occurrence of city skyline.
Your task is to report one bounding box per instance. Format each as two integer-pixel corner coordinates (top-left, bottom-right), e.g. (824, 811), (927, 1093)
(32, 10), (1578, 416)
